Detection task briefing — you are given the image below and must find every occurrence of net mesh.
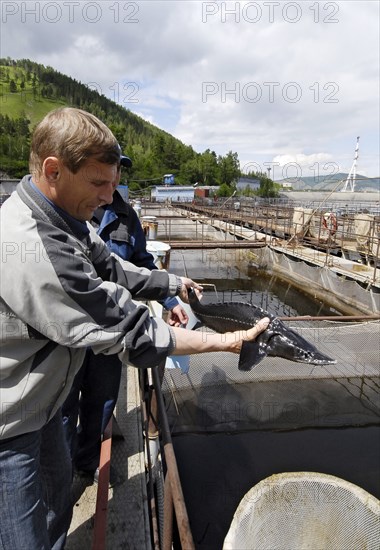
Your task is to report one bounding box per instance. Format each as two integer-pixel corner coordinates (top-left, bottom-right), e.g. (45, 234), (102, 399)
(168, 321), (379, 383)
(223, 472), (380, 550)
(163, 321), (380, 434)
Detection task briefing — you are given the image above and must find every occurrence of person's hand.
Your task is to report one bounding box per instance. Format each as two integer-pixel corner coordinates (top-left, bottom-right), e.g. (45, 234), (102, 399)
(167, 304), (189, 327)
(178, 277), (203, 304)
(225, 317), (271, 354)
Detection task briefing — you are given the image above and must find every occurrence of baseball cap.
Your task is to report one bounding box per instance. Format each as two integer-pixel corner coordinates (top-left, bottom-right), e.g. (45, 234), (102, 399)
(120, 154), (132, 168)
(117, 144), (132, 168)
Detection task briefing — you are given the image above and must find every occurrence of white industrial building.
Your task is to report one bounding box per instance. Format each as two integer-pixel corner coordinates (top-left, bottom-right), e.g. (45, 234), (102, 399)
(151, 185), (195, 203)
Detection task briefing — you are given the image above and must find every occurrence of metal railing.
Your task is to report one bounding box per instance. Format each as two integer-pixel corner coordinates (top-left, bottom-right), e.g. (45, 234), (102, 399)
(138, 201), (379, 268)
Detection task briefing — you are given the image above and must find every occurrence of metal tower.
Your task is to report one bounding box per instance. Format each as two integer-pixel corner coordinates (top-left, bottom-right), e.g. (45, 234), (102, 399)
(341, 136), (360, 192)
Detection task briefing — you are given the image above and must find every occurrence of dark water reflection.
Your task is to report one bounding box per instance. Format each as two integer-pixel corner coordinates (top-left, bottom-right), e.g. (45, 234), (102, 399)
(169, 249), (341, 317)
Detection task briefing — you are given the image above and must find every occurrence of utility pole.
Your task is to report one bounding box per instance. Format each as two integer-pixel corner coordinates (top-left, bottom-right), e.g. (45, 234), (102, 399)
(341, 136), (360, 192)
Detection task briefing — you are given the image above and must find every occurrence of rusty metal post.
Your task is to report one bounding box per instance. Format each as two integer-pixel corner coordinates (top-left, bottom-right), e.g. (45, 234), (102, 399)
(163, 475), (174, 550)
(92, 418), (112, 550)
(151, 366), (195, 550)
(372, 232), (379, 285)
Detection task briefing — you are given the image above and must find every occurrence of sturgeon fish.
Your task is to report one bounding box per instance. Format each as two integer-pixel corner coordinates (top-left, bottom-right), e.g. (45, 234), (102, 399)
(188, 289), (336, 371)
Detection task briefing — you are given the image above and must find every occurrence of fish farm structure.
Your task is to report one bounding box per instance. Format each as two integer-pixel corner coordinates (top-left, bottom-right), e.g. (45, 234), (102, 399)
(1, 185), (379, 549)
(62, 192), (380, 550)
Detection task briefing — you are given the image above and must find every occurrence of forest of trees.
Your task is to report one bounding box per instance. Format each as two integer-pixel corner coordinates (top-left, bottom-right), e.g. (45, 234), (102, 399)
(0, 113), (31, 176)
(0, 58), (277, 197)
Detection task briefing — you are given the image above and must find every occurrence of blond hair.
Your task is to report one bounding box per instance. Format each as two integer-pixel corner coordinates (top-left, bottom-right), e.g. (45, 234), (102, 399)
(29, 107), (120, 177)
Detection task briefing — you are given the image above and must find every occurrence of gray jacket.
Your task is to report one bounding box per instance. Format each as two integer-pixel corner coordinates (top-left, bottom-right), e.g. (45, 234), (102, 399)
(0, 176), (180, 439)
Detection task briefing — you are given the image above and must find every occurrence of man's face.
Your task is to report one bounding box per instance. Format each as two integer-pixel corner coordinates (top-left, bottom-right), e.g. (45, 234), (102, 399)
(53, 158), (120, 221)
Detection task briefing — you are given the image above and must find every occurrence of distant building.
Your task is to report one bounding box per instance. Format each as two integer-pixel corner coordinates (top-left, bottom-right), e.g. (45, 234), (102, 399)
(194, 186), (219, 199)
(236, 177), (260, 191)
(151, 185), (194, 203)
(280, 181), (293, 189)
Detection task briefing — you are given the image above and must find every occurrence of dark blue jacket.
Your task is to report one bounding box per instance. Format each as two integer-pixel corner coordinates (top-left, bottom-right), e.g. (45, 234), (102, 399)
(92, 191), (178, 311)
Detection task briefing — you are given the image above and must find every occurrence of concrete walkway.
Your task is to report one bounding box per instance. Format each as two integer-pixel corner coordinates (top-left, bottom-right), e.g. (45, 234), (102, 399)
(66, 365), (151, 550)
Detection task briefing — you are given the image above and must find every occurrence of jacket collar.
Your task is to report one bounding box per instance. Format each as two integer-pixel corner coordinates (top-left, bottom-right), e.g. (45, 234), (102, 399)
(17, 175), (89, 238)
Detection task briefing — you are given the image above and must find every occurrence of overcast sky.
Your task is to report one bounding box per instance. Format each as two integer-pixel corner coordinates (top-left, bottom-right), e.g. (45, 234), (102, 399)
(1, 0), (379, 179)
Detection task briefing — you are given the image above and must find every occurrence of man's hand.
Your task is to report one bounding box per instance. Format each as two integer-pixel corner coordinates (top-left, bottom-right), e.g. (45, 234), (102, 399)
(177, 277), (203, 304)
(167, 304), (189, 327)
(226, 317), (271, 354)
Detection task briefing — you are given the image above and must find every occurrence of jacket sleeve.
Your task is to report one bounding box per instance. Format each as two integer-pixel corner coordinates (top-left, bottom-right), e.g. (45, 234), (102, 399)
(0, 213), (178, 368)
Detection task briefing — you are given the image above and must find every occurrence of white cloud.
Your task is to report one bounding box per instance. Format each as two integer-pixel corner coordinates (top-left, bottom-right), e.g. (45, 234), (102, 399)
(133, 111), (154, 125)
(273, 153), (334, 167)
(271, 153), (338, 180)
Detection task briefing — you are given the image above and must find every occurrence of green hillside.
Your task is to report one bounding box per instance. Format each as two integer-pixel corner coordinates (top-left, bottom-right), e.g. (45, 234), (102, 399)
(0, 63), (66, 123)
(0, 58), (240, 190)
(2, 93), (66, 124)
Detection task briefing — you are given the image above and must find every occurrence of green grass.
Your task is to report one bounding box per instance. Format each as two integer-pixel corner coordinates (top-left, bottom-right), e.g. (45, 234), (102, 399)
(0, 91), (65, 125)
(0, 64), (66, 125)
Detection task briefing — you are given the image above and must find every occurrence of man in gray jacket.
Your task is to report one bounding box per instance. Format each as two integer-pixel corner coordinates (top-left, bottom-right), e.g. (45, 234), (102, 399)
(0, 107), (269, 549)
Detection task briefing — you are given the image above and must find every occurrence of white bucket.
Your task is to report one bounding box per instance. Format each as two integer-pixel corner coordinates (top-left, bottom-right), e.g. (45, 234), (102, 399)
(146, 241), (171, 270)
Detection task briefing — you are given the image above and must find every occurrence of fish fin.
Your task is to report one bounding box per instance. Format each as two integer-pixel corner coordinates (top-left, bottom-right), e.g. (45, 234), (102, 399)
(238, 340), (267, 371)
